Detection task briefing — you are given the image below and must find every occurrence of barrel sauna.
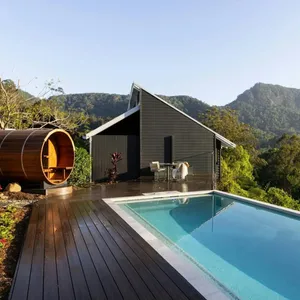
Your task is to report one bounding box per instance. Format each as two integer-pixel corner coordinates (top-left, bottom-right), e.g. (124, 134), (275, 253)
(0, 129), (75, 185)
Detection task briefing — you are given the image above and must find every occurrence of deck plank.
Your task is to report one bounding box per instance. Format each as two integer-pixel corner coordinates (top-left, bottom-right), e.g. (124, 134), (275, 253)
(9, 204), (39, 300)
(83, 201), (175, 300)
(44, 203), (59, 300)
(58, 201), (91, 300)
(63, 200), (107, 300)
(74, 202), (155, 300)
(96, 200), (206, 300)
(27, 203), (45, 300)
(69, 202), (131, 300)
(52, 202), (75, 300)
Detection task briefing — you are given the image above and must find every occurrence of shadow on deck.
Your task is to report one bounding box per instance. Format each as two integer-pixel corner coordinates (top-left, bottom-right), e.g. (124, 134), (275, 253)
(9, 180), (208, 300)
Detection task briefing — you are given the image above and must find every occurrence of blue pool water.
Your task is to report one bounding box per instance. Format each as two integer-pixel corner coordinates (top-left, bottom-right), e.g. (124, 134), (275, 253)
(120, 194), (300, 300)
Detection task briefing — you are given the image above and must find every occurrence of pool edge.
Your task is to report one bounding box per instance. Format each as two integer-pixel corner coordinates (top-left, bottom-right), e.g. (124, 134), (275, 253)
(103, 196), (232, 300)
(104, 189), (300, 219)
(214, 190), (300, 218)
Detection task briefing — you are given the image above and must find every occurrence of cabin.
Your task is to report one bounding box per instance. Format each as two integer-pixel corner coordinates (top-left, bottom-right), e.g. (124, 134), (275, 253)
(85, 83), (235, 185)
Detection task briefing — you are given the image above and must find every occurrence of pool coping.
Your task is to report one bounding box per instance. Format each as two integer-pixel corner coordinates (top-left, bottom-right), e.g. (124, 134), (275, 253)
(104, 189), (300, 300)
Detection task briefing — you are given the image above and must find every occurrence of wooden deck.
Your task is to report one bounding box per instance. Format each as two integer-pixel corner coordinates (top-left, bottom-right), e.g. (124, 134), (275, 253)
(9, 184), (206, 300)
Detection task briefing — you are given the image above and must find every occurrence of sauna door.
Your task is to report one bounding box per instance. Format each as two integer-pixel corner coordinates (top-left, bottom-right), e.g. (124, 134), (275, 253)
(42, 141), (49, 168)
(42, 139), (57, 169)
(48, 138), (57, 167)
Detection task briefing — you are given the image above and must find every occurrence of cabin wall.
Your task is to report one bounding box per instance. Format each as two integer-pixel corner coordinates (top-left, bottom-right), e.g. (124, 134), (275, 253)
(92, 135), (139, 182)
(140, 91), (215, 178)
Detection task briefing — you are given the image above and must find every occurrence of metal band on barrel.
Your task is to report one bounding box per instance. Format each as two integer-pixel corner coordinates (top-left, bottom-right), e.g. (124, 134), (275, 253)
(21, 130), (38, 178)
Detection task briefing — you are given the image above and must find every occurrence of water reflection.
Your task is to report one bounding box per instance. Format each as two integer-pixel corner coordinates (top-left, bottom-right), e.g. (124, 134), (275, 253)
(170, 195), (233, 237)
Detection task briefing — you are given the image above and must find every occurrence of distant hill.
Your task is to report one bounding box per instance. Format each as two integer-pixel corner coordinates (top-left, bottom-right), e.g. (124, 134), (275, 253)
(159, 95), (210, 119)
(58, 93), (210, 120)
(59, 93), (129, 117)
(19, 90), (34, 100)
(55, 83), (300, 140)
(226, 83), (300, 136)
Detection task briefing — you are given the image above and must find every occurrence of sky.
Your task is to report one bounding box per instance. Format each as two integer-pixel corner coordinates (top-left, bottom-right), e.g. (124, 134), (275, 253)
(1, 0), (300, 105)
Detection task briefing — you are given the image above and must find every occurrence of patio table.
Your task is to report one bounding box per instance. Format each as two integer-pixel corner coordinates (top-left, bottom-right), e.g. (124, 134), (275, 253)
(160, 162), (176, 181)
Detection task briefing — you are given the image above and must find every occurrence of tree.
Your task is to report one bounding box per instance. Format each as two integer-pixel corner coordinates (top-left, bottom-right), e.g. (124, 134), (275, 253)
(200, 107), (258, 152)
(0, 78), (88, 133)
(200, 108), (270, 200)
(219, 145), (300, 210)
(219, 146), (257, 197)
(200, 108), (300, 210)
(200, 107), (265, 176)
(265, 187), (300, 210)
(258, 134), (300, 197)
(0, 79), (33, 129)
(26, 97), (87, 133)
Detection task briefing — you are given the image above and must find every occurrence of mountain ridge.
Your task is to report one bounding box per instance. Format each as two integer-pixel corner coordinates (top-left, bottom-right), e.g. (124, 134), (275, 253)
(56, 82), (300, 138)
(57, 92), (210, 120)
(226, 82), (300, 136)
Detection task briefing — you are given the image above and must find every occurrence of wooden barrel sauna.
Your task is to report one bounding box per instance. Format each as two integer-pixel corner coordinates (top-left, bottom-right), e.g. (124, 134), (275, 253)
(0, 129), (75, 185)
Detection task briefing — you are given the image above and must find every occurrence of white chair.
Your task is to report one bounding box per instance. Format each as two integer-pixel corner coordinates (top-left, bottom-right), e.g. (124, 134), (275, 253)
(172, 162), (189, 180)
(180, 163), (189, 180)
(149, 161), (166, 181)
(172, 162), (182, 179)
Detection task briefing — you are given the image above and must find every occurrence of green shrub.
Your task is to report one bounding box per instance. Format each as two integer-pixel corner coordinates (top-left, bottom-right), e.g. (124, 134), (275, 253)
(219, 146), (256, 197)
(68, 147), (91, 187)
(265, 187), (300, 210)
(0, 205), (17, 248)
(247, 187), (267, 201)
(218, 146), (300, 211)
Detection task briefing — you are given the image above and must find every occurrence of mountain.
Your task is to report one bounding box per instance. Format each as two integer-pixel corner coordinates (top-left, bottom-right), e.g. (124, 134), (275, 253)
(60, 93), (129, 117)
(19, 90), (35, 100)
(158, 95), (210, 119)
(226, 83), (300, 136)
(59, 83), (300, 139)
(59, 93), (210, 120)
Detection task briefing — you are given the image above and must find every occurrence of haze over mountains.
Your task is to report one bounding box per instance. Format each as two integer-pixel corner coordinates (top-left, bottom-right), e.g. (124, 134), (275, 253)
(59, 83), (300, 139)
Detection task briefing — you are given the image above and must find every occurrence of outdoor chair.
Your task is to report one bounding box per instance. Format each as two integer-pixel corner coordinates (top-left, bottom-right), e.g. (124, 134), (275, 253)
(172, 161), (190, 180)
(172, 162), (182, 180)
(150, 161), (166, 181)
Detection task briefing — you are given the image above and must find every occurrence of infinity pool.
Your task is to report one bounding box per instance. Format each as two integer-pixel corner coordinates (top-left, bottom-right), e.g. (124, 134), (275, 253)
(119, 194), (300, 300)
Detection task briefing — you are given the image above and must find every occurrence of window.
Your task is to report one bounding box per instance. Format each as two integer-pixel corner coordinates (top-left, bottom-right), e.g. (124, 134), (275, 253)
(128, 89), (140, 109)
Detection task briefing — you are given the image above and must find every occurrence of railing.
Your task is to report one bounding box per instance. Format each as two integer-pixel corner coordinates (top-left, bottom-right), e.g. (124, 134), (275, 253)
(175, 151), (217, 189)
(150, 152), (217, 189)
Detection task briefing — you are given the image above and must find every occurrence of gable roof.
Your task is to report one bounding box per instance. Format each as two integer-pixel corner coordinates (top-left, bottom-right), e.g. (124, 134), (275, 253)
(84, 83), (236, 148)
(84, 105), (140, 139)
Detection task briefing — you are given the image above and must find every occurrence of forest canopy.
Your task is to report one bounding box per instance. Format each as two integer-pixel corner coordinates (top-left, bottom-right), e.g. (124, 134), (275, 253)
(200, 107), (300, 210)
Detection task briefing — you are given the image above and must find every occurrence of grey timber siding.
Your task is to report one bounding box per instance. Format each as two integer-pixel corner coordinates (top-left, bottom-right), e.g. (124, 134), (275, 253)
(140, 91), (214, 177)
(92, 135), (139, 181)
